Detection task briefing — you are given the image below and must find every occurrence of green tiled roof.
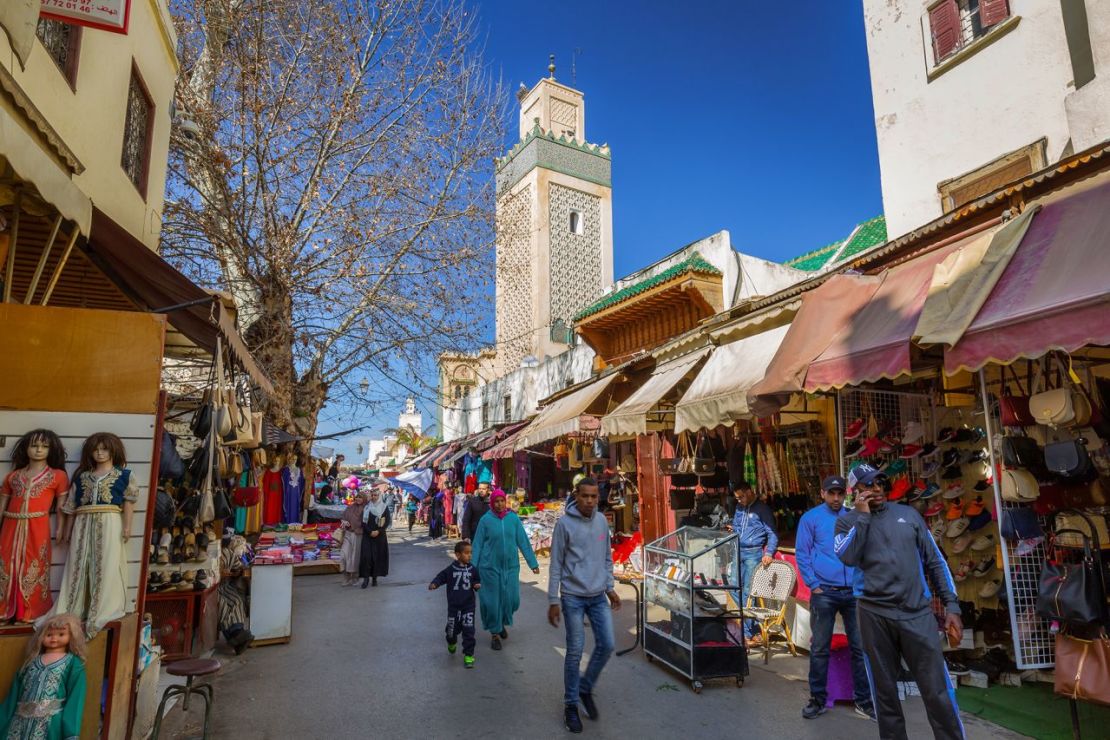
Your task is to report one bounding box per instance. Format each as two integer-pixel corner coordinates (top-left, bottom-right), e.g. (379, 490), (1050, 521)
(574, 253), (722, 322)
(784, 215), (887, 272)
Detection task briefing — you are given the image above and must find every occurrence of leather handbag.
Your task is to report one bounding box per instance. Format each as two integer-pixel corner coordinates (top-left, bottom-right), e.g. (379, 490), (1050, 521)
(1056, 510), (1110, 551)
(676, 432), (695, 474)
(1045, 439), (1092, 478)
(159, 430), (186, 480)
(213, 487), (233, 520)
(1000, 507), (1043, 541)
(693, 432), (716, 476)
(1001, 435), (1042, 470)
(1000, 365), (1035, 427)
(248, 412), (264, 449)
(191, 398), (213, 440)
(1031, 387), (1075, 427)
(658, 435), (678, 475)
(1000, 468), (1039, 502)
(1055, 631), (1110, 707)
(154, 488), (178, 529)
(567, 439), (581, 469)
(1036, 520), (1107, 625)
(233, 485), (261, 507)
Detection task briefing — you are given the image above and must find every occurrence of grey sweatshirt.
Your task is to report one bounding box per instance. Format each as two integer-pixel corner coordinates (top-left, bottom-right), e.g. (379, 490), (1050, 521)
(547, 501), (614, 604)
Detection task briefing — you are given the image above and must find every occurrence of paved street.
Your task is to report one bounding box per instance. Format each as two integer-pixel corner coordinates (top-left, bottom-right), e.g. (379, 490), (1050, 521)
(162, 530), (1025, 739)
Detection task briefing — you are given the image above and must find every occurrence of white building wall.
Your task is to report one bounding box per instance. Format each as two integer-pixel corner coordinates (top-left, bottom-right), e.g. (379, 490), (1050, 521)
(864, 0), (1110, 237)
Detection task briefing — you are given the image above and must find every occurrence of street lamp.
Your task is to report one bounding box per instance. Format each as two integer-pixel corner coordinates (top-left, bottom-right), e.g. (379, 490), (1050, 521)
(359, 377), (369, 395)
(356, 443), (364, 456)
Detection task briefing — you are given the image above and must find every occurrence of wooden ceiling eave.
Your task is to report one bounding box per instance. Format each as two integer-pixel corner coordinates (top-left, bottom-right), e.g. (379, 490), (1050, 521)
(577, 275), (721, 331)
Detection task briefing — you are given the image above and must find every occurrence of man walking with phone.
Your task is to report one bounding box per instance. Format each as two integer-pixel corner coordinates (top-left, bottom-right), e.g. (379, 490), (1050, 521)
(834, 463), (965, 740)
(548, 477), (621, 734)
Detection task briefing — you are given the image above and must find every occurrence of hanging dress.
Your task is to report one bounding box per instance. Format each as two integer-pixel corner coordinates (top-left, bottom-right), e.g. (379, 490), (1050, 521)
(0, 468), (68, 622)
(261, 468), (283, 527)
(0, 653), (86, 740)
(51, 468), (136, 638)
(281, 466), (304, 524)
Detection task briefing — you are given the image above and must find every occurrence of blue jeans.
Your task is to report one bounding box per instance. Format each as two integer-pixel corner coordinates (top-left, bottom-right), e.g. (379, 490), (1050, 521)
(561, 593), (615, 705)
(739, 548), (763, 638)
(807, 589), (870, 706)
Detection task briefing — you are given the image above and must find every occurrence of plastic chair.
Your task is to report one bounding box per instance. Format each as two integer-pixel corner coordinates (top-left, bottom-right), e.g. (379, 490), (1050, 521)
(741, 560), (798, 664)
(152, 658), (221, 738)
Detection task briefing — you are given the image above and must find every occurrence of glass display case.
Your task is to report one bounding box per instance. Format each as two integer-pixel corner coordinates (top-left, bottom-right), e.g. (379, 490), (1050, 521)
(643, 526), (748, 692)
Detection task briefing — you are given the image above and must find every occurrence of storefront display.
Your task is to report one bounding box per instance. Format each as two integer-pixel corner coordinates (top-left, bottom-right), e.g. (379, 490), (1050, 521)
(643, 525), (747, 692)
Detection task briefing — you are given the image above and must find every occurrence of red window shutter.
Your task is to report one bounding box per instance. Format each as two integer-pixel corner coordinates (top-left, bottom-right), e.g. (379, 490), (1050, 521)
(979, 0), (1010, 28)
(930, 0), (961, 61)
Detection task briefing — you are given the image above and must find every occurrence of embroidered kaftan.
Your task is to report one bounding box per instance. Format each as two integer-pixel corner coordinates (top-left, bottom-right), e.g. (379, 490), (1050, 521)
(0, 653), (86, 740)
(0, 469), (68, 622)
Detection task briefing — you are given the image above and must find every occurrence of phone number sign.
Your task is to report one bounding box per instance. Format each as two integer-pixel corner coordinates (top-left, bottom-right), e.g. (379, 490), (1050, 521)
(40, 0), (131, 34)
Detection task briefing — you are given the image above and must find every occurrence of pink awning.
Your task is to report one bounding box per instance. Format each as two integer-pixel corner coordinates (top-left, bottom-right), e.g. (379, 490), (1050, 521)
(945, 176), (1110, 373)
(804, 239), (973, 392)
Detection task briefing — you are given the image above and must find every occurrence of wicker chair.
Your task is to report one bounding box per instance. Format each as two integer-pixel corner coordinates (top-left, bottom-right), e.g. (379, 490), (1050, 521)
(741, 560), (798, 664)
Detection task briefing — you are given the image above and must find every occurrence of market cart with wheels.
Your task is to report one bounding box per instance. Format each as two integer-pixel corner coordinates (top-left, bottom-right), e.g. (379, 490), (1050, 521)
(643, 526), (748, 692)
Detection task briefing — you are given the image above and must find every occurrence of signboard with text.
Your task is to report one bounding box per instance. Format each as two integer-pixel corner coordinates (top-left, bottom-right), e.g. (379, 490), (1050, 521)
(40, 0), (131, 34)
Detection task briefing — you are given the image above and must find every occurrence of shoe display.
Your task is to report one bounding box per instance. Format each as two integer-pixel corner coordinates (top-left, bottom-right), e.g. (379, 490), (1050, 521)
(904, 482), (925, 503)
(903, 421), (925, 445)
(899, 444), (923, 459)
(946, 517), (971, 538)
(973, 479), (990, 492)
(945, 501), (965, 520)
(951, 534), (972, 554)
(941, 449), (961, 468)
(968, 510), (993, 531)
(883, 458), (908, 476)
(919, 482), (942, 500)
(844, 439), (864, 458)
(953, 560), (975, 582)
(971, 533), (995, 551)
(962, 449), (988, 465)
(879, 438), (897, 455)
(938, 427), (956, 443)
(565, 705), (583, 734)
(964, 496), (985, 516)
(972, 557), (996, 577)
(953, 427), (976, 443)
(925, 501), (944, 517)
(945, 658), (971, 676)
(978, 579), (1002, 599)
(930, 521), (947, 541)
(888, 477), (912, 501)
(860, 437), (884, 457)
(802, 697), (828, 720)
(920, 443), (938, 459)
(943, 483), (964, 500)
(579, 692), (599, 720)
(922, 459), (941, 478)
(845, 418), (866, 440)
(942, 466), (964, 480)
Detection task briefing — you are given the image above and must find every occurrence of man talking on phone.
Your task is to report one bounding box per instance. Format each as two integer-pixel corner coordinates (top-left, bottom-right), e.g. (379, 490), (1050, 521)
(834, 463), (964, 740)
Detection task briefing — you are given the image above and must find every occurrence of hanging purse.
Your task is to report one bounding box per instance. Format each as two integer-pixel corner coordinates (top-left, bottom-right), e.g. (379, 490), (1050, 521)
(1055, 630), (1110, 707)
(1055, 510), (1110, 550)
(1001, 434), (1042, 470)
(154, 488), (178, 529)
(999, 507), (1043, 541)
(693, 431), (715, 476)
(1000, 468), (1039, 502)
(592, 436), (609, 461)
(999, 364), (1035, 427)
(213, 487), (233, 520)
(1045, 438), (1093, 478)
(676, 432), (694, 474)
(233, 466), (261, 507)
(1036, 517), (1107, 625)
(658, 434), (679, 475)
(567, 439), (581, 469)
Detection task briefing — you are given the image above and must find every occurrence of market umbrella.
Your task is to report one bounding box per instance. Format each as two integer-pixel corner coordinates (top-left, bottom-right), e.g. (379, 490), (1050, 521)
(392, 468), (433, 500)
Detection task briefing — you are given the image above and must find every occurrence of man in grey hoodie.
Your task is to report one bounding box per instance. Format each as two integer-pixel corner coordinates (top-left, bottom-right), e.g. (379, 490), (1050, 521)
(548, 477), (621, 734)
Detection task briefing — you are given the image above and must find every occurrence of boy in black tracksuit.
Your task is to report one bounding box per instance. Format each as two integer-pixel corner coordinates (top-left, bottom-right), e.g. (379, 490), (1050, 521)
(429, 541), (481, 668)
(834, 463), (965, 740)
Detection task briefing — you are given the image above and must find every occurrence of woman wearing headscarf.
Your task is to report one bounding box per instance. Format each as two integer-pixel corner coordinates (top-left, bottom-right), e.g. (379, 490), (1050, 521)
(429, 487), (445, 540)
(339, 492), (366, 586)
(471, 490), (539, 650)
(358, 486), (391, 588)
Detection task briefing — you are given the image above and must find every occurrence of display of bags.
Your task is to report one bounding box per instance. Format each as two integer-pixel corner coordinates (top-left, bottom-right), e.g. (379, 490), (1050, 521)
(213, 487), (233, 520)
(693, 432), (715, 476)
(1056, 510), (1110, 550)
(1031, 387), (1075, 427)
(592, 436), (609, 462)
(1000, 365), (1035, 427)
(159, 430), (185, 480)
(675, 432), (694, 474)
(1000, 468), (1039, 502)
(154, 488), (177, 529)
(1036, 516), (1106, 625)
(1000, 507), (1043, 541)
(1055, 631), (1110, 707)
(1001, 434), (1042, 470)
(233, 484), (261, 507)
(567, 439), (581, 469)
(1045, 439), (1092, 478)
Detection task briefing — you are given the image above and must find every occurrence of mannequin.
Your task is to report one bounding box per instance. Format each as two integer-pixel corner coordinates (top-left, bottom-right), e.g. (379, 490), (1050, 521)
(261, 456), (283, 527)
(51, 433), (136, 638)
(0, 430), (69, 623)
(282, 455), (305, 524)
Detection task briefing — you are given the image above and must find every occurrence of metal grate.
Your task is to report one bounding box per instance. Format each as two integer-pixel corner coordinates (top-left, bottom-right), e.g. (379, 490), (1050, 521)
(837, 388), (934, 481)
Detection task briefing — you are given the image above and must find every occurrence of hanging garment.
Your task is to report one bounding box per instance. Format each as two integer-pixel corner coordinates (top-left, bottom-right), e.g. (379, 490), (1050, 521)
(0, 468), (68, 622)
(281, 466), (305, 524)
(261, 468), (283, 526)
(744, 440), (757, 488)
(50, 468), (136, 638)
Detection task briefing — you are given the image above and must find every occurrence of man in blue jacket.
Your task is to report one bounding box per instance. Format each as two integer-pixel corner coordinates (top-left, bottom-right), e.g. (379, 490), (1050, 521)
(795, 475), (874, 721)
(729, 480), (777, 643)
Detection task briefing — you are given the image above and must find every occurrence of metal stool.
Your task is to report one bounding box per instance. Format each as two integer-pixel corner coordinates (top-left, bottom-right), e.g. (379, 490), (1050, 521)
(152, 658), (221, 738)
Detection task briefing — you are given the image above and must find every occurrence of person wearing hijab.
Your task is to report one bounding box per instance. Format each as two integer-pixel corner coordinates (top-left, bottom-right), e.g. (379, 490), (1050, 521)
(339, 492), (366, 586)
(471, 490), (539, 650)
(358, 485), (392, 588)
(429, 487), (446, 540)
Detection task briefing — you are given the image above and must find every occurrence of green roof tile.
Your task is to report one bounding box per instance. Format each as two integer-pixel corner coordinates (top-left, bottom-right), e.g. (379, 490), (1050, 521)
(784, 241), (843, 271)
(574, 253), (722, 322)
(784, 215), (887, 272)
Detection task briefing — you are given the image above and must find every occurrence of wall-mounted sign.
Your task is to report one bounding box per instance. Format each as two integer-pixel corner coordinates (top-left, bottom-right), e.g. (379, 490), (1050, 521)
(40, 0), (131, 34)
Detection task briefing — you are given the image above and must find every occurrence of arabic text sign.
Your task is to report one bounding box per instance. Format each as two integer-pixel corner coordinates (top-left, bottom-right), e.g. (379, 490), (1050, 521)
(40, 0), (131, 34)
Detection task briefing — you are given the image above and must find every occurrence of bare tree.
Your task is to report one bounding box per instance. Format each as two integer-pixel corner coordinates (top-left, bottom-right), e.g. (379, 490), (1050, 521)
(164, 0), (504, 440)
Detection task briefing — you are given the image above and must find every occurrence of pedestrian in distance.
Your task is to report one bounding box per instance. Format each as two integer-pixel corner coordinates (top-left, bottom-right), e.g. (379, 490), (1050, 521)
(338, 491), (366, 586)
(428, 540), (482, 669)
(460, 481), (491, 542)
(429, 487), (445, 540)
(795, 475), (875, 721)
(405, 494), (418, 533)
(547, 477), (620, 735)
(835, 463), (964, 740)
(358, 484), (392, 588)
(727, 480), (778, 645)
(471, 489), (539, 651)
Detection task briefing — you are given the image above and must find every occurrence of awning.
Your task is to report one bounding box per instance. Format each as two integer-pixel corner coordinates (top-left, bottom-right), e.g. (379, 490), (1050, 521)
(747, 274), (881, 416)
(514, 374), (617, 450)
(602, 347), (711, 437)
(84, 209), (274, 393)
(675, 324), (790, 433)
(480, 420), (532, 460)
(0, 117), (91, 234)
(802, 236), (977, 392)
(945, 176), (1110, 373)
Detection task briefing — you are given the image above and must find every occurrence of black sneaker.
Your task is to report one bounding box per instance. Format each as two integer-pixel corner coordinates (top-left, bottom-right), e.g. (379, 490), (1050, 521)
(491, 635), (502, 651)
(802, 697), (827, 719)
(565, 704), (583, 733)
(854, 702), (877, 721)
(945, 658), (971, 675)
(579, 692), (598, 720)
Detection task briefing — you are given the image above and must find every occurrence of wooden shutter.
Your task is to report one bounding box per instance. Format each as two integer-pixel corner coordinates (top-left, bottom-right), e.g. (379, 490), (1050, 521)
(979, 0), (1010, 28)
(930, 0), (961, 61)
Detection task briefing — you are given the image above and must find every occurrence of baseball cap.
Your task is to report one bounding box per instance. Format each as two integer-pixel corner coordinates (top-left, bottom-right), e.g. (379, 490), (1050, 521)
(822, 475), (847, 492)
(848, 462), (886, 489)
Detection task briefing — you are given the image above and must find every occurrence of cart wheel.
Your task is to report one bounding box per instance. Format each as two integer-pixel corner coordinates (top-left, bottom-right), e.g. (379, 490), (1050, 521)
(692, 680), (703, 694)
(735, 677), (745, 688)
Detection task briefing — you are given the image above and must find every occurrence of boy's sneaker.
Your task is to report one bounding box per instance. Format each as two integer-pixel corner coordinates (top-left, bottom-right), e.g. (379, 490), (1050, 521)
(579, 692), (599, 720)
(854, 702), (877, 721)
(802, 697), (827, 719)
(447, 642), (457, 654)
(564, 705), (583, 734)
(464, 655), (475, 669)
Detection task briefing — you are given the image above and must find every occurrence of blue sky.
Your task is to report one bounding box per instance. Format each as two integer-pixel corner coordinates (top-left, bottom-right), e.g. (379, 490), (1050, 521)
(324, 0), (884, 461)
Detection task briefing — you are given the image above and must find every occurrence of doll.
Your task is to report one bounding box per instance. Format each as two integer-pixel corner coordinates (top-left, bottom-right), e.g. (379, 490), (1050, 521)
(0, 612), (87, 739)
(0, 430), (68, 623)
(51, 433), (137, 638)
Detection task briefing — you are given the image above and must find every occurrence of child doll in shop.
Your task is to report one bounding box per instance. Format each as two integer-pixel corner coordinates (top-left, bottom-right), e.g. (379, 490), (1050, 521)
(428, 540), (482, 669)
(0, 612), (87, 739)
(0, 430), (69, 624)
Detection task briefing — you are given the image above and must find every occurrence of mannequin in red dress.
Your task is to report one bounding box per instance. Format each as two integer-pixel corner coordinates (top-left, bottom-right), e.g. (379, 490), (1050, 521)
(261, 458), (284, 526)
